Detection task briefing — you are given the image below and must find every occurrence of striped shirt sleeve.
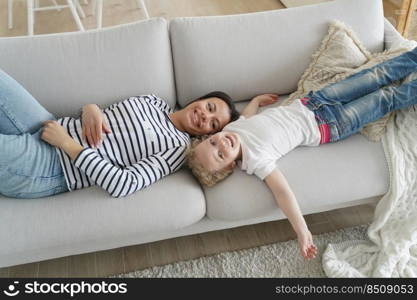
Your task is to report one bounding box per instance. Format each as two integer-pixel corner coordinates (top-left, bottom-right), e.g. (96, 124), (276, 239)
(73, 146), (187, 198)
(138, 94), (172, 113)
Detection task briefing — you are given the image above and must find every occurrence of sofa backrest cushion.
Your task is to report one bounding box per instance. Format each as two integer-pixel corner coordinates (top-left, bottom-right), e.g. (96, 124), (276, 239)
(0, 18), (175, 117)
(170, 0), (384, 107)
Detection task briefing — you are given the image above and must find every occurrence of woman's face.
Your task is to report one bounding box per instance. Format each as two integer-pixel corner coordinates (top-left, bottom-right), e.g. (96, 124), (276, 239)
(194, 131), (241, 173)
(182, 97), (231, 136)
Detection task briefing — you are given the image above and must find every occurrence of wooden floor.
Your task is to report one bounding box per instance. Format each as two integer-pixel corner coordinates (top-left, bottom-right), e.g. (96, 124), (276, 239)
(0, 0), (416, 39)
(0, 0), (407, 278)
(0, 0), (284, 36)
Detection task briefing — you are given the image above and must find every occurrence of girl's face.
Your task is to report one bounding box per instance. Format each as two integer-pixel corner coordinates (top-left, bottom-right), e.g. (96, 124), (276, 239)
(194, 131), (242, 172)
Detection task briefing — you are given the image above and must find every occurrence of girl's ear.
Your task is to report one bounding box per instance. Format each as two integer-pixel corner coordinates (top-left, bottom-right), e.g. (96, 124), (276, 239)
(224, 161), (237, 172)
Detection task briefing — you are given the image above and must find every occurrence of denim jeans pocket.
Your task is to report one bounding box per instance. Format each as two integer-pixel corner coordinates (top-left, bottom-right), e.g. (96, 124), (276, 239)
(2, 172), (69, 199)
(53, 184), (69, 196)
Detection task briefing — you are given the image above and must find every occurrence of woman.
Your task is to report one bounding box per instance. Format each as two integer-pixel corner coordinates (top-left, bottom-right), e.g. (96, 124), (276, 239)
(0, 68), (241, 198)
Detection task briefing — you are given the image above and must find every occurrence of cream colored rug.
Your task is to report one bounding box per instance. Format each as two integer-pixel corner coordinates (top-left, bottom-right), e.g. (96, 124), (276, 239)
(112, 225), (368, 278)
(280, 0), (332, 8)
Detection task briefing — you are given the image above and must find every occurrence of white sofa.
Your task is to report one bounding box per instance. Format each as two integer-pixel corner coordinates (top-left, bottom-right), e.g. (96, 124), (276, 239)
(0, 0), (400, 268)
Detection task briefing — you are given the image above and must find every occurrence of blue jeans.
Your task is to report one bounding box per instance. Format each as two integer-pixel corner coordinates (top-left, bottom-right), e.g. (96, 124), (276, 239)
(0, 69), (68, 198)
(304, 46), (417, 142)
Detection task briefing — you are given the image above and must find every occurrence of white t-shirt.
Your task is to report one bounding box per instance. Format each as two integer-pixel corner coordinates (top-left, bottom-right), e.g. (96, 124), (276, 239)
(224, 100), (320, 180)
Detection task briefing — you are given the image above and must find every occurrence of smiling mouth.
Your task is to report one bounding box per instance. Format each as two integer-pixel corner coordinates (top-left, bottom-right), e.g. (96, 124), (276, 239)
(226, 135), (234, 148)
(193, 109), (201, 128)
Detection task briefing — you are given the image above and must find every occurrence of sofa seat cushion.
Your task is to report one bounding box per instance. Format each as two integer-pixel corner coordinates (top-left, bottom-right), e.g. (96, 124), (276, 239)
(205, 95), (389, 221)
(0, 169), (205, 266)
(170, 0), (384, 107)
(0, 18), (176, 117)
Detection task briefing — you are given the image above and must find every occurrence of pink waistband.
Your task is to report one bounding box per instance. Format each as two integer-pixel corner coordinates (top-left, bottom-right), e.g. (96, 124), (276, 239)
(300, 97), (309, 105)
(318, 124), (330, 144)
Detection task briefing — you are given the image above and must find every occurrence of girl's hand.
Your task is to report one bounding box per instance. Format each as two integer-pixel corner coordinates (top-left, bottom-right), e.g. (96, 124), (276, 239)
(297, 229), (318, 260)
(41, 120), (73, 148)
(252, 94), (279, 107)
(81, 104), (111, 148)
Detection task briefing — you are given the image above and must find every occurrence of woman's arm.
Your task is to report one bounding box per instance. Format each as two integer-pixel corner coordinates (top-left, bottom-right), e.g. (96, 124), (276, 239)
(41, 120), (187, 197)
(264, 169), (317, 260)
(72, 147), (183, 197)
(80, 95), (165, 148)
(241, 94), (278, 118)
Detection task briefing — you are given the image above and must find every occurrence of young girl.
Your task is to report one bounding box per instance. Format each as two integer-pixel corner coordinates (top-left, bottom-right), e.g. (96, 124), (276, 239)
(187, 47), (417, 260)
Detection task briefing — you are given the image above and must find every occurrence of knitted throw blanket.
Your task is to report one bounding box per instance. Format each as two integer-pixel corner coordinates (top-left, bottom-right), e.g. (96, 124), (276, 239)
(322, 105), (417, 277)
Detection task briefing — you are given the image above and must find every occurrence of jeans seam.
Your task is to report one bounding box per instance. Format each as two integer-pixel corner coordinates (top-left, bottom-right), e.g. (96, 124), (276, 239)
(0, 99), (26, 134)
(329, 122), (340, 142)
(13, 185), (66, 198)
(307, 97), (341, 109)
(0, 163), (65, 180)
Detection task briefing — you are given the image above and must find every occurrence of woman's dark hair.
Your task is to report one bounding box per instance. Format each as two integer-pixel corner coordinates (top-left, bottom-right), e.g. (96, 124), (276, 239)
(188, 91), (240, 123)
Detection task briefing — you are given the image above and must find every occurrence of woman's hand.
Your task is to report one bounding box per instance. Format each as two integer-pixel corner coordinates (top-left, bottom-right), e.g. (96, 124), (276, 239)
(252, 94), (279, 107)
(297, 229), (318, 260)
(81, 104), (111, 148)
(41, 120), (84, 160)
(41, 120), (73, 148)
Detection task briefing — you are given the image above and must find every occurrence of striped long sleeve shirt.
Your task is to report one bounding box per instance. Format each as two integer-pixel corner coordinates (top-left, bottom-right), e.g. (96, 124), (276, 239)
(55, 95), (190, 198)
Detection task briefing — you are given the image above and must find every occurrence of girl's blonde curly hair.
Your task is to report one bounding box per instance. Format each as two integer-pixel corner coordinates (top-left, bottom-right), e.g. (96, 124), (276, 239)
(186, 136), (234, 187)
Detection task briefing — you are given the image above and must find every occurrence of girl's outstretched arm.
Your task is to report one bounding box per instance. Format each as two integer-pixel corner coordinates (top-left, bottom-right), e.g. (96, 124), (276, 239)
(264, 169), (317, 260)
(242, 94), (278, 118)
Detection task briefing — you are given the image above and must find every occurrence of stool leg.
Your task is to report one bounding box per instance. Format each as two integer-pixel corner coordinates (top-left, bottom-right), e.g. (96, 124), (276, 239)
(27, 0), (34, 35)
(136, 0), (149, 19)
(91, 0), (96, 15)
(51, 0), (62, 11)
(66, 0), (85, 31)
(96, 0), (103, 28)
(8, 0), (13, 29)
(74, 0), (86, 18)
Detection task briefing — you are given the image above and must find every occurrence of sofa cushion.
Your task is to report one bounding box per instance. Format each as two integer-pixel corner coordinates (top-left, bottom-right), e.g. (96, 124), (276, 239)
(170, 0), (384, 107)
(0, 169), (205, 267)
(205, 95), (389, 221)
(0, 18), (176, 117)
